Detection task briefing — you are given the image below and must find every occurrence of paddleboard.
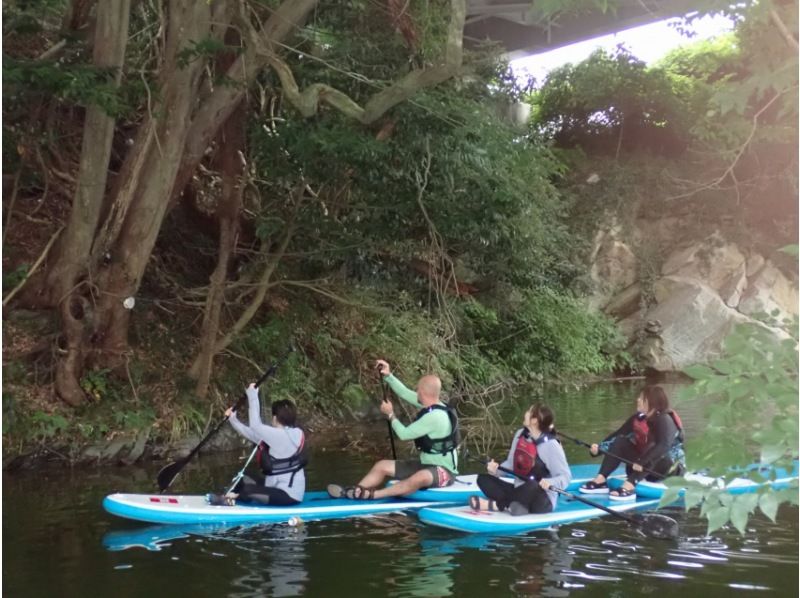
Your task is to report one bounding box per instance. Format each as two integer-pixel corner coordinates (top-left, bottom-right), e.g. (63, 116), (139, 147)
(103, 491), (439, 525)
(404, 463), (624, 501)
(636, 461), (799, 499)
(417, 495), (661, 534)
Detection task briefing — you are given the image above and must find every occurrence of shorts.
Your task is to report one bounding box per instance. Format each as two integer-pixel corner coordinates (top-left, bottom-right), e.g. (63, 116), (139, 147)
(394, 459), (455, 488)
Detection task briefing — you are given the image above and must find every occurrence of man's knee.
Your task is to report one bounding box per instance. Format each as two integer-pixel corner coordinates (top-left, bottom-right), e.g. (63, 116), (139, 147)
(373, 459), (395, 476)
(407, 469), (434, 490)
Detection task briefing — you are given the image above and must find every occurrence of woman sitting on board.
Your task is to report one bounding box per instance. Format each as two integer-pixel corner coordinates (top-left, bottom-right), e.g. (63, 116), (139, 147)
(580, 384), (685, 501)
(470, 403), (571, 516)
(208, 383), (306, 506)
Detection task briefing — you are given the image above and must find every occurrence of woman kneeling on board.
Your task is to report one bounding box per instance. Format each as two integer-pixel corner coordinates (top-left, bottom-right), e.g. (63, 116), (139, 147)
(207, 383), (306, 506)
(471, 404), (571, 516)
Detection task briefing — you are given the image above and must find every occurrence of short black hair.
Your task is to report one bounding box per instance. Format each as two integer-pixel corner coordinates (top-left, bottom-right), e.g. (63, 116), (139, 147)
(272, 399), (297, 427)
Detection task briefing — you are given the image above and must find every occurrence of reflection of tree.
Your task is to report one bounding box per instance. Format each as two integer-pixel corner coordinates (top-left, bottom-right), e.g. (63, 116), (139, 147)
(510, 533), (575, 597)
(228, 524), (309, 598)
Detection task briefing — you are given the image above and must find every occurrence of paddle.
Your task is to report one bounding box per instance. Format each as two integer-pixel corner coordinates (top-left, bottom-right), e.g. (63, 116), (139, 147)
(557, 430), (666, 480)
(465, 452), (679, 540)
(156, 347), (293, 492)
(378, 367), (397, 460)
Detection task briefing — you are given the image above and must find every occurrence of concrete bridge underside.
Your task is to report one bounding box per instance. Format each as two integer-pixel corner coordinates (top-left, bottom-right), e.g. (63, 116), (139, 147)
(465, 0), (698, 58)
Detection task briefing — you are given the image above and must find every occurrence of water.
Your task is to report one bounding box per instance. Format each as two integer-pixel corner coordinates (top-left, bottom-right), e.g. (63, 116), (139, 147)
(3, 382), (798, 597)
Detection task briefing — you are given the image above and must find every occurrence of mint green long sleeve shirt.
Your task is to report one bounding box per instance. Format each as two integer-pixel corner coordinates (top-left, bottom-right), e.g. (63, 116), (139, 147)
(384, 373), (459, 474)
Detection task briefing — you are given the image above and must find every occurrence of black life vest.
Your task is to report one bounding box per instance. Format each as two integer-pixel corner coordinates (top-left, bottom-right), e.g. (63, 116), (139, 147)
(255, 430), (308, 487)
(412, 404), (459, 461)
(632, 412), (649, 452)
(512, 428), (555, 480)
(665, 409), (684, 443)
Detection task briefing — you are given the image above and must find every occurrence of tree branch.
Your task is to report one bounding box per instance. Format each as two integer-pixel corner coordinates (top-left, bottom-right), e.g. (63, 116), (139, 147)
(243, 0), (466, 124)
(665, 87), (795, 201)
(770, 8), (799, 51)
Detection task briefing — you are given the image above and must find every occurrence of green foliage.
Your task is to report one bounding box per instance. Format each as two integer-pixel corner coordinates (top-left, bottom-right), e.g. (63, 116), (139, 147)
(532, 47), (689, 155)
(664, 318), (799, 535)
(460, 290), (625, 379)
(111, 406), (156, 431)
(30, 411), (70, 440)
(79, 369), (113, 402)
(176, 38), (235, 68)
(2, 263), (29, 292)
(3, 59), (129, 116)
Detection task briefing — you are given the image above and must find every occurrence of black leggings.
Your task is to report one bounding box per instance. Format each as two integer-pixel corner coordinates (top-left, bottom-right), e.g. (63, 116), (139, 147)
(599, 436), (675, 484)
(233, 479), (299, 506)
(476, 474), (553, 514)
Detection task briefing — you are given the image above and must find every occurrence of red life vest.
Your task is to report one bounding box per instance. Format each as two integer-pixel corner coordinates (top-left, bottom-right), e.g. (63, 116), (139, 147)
(632, 412), (649, 452)
(512, 429), (553, 480)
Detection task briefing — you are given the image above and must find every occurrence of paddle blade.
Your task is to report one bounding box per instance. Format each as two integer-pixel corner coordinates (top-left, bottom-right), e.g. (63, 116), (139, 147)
(156, 458), (188, 492)
(633, 513), (679, 540)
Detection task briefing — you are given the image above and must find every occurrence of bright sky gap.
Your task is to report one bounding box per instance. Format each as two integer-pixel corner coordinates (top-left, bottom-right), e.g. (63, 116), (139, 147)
(511, 14), (736, 85)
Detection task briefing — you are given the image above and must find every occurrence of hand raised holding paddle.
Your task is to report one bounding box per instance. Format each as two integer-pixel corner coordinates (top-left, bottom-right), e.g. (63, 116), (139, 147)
(156, 346), (293, 492)
(376, 360), (397, 460)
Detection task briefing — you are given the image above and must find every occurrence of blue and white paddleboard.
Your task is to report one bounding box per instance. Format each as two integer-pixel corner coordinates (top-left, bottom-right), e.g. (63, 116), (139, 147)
(636, 462), (799, 499)
(405, 463), (624, 501)
(417, 495), (661, 534)
(103, 491), (439, 525)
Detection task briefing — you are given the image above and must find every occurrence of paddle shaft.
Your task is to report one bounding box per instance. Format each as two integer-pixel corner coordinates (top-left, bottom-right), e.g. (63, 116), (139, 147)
(226, 443), (260, 495)
(157, 347), (292, 492)
(380, 374), (397, 460)
(557, 430), (665, 480)
(467, 454), (637, 525)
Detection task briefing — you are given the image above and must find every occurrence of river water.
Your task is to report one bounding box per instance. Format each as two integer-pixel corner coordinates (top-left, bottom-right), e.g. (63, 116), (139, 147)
(3, 382), (798, 597)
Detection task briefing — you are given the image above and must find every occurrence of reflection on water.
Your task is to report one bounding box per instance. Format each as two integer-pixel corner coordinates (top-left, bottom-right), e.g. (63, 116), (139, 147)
(3, 381), (798, 597)
(227, 525), (309, 598)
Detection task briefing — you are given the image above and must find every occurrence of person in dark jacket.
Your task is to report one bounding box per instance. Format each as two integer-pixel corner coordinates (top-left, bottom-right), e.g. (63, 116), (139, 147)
(580, 385), (685, 501)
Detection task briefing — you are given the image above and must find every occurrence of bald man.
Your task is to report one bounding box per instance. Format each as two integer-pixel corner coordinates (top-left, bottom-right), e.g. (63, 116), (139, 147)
(327, 359), (459, 500)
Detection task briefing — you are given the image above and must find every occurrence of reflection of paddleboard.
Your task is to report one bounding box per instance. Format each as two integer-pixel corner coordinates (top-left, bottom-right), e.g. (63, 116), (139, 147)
(103, 491), (440, 525)
(102, 522), (240, 551)
(404, 463), (625, 501)
(636, 461), (799, 499)
(417, 495), (660, 534)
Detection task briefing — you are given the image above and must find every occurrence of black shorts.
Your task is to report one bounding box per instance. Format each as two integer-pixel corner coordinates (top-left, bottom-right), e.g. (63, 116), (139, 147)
(394, 459), (455, 488)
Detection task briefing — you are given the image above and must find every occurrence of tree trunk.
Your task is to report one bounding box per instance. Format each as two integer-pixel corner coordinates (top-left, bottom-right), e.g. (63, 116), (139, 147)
(203, 193), (300, 359)
(89, 0), (212, 370)
(170, 0), (319, 206)
(49, 0), (131, 405)
(190, 88), (247, 397)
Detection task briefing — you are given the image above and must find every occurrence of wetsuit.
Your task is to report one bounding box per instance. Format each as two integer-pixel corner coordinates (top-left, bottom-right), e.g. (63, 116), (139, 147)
(477, 428), (571, 515)
(228, 386), (305, 505)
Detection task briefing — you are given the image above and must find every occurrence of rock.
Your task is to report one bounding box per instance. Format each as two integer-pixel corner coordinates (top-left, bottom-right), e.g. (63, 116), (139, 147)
(738, 261), (799, 322)
(636, 276), (787, 371)
(605, 282), (642, 319)
(746, 252), (765, 277)
(120, 427), (151, 465)
(661, 234), (747, 307)
(81, 433), (138, 462)
(588, 225), (638, 310)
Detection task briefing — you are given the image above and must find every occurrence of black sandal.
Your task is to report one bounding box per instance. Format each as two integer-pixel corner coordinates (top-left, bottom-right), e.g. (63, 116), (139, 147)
(348, 485), (375, 500)
(579, 480), (609, 494)
(467, 496), (496, 511)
